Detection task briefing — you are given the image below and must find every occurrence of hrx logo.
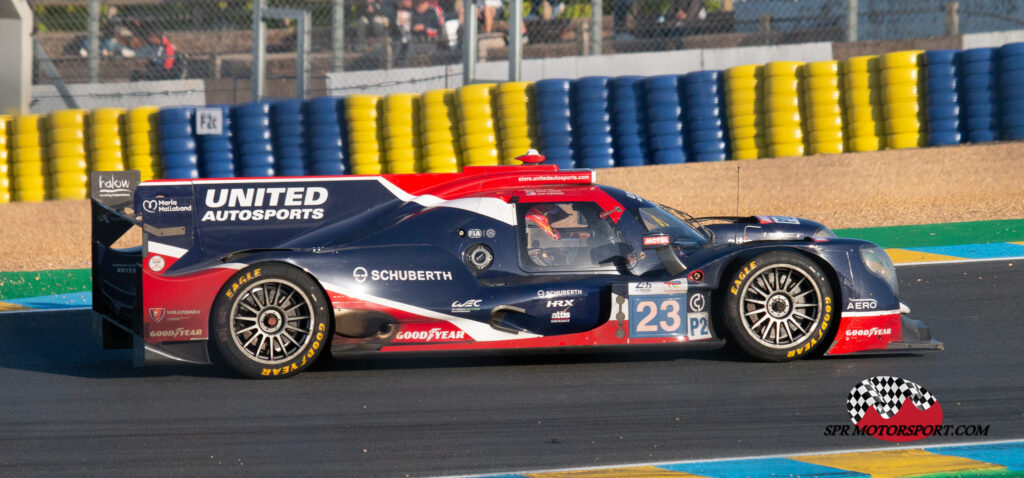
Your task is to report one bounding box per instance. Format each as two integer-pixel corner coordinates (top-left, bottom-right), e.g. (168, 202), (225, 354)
(547, 300), (575, 308)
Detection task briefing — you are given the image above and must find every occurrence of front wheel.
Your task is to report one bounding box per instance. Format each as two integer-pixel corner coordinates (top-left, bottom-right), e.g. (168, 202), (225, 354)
(721, 251), (836, 362)
(211, 263), (332, 378)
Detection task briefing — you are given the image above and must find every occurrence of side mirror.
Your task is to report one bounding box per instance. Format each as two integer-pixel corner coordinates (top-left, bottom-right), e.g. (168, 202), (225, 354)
(643, 234), (686, 275)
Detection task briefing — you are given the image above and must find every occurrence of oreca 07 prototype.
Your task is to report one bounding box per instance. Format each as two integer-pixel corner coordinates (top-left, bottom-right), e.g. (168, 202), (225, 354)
(90, 160), (940, 378)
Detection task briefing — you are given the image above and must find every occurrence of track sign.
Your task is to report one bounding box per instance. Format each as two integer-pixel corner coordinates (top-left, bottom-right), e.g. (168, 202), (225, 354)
(195, 108), (224, 135)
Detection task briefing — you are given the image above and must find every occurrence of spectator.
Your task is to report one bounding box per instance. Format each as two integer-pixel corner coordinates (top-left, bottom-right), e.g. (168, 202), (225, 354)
(477, 0), (503, 33)
(435, 0), (462, 48)
(411, 0), (446, 42)
(613, 0), (635, 40)
(130, 23), (179, 81)
(525, 0), (564, 21)
(354, 0), (399, 52)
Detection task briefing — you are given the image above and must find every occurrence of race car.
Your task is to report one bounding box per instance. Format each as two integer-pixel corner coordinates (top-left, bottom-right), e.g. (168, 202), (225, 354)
(90, 157), (941, 378)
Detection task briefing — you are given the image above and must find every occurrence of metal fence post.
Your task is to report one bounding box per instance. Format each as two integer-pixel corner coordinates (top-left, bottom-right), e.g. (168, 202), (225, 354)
(590, 0), (602, 56)
(88, 0), (100, 83)
(298, 10), (311, 98)
(252, 0), (265, 101)
(463, 0), (477, 84)
(332, 0), (345, 72)
(946, 2), (959, 36)
(510, 0), (523, 80)
(847, 0), (857, 42)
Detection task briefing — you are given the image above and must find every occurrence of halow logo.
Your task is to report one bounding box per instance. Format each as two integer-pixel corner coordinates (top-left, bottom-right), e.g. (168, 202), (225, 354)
(847, 376), (942, 442)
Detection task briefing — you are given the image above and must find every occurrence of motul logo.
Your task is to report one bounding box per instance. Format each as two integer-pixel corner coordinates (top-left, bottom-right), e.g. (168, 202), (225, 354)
(643, 235), (670, 247)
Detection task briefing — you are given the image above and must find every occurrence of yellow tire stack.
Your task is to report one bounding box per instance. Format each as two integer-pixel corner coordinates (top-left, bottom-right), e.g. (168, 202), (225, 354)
(127, 106), (161, 181)
(880, 50), (926, 150)
(382, 93), (422, 174)
(345, 94), (385, 175)
(724, 65), (767, 159)
(48, 109), (89, 199)
(495, 82), (536, 164)
(12, 115), (48, 202)
(89, 108), (126, 173)
(764, 61), (807, 158)
(0, 115), (12, 203)
(843, 55), (886, 152)
(456, 83), (500, 166)
(419, 89), (462, 173)
(802, 61), (845, 155)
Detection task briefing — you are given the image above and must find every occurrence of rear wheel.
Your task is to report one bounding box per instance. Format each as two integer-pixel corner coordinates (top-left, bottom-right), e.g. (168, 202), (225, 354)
(211, 263), (332, 378)
(722, 251), (836, 361)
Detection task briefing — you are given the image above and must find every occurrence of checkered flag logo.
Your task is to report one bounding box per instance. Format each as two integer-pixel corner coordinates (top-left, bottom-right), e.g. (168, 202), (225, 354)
(847, 376), (938, 424)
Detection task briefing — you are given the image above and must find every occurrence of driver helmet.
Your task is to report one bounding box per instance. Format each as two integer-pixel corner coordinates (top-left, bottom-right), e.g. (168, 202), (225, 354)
(525, 204), (569, 240)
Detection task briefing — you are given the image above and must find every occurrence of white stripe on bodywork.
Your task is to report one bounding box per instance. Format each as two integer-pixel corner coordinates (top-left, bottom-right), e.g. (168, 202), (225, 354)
(841, 309), (901, 318)
(376, 177), (517, 225)
(320, 281), (538, 342)
(211, 262), (247, 270)
(148, 241), (189, 258)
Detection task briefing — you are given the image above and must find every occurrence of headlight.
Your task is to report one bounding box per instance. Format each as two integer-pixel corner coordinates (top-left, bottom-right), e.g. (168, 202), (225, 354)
(860, 245), (898, 294)
(814, 227), (837, 238)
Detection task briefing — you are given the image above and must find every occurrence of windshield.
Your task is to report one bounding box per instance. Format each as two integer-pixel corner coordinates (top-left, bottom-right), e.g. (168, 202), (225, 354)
(637, 204), (708, 246)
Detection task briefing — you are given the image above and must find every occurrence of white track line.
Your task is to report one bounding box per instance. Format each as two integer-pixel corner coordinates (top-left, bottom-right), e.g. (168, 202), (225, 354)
(895, 256), (1024, 267)
(446, 437), (1024, 478)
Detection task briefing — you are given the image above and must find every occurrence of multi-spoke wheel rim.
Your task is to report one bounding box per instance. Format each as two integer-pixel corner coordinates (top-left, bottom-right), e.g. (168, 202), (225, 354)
(738, 264), (822, 349)
(230, 279), (314, 364)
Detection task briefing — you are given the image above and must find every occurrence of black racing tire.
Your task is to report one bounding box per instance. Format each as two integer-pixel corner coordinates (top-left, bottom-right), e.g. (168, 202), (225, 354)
(721, 251), (836, 362)
(211, 263), (332, 379)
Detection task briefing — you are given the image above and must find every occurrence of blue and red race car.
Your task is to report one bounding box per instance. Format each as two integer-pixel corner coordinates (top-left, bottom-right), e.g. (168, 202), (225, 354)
(90, 159), (941, 378)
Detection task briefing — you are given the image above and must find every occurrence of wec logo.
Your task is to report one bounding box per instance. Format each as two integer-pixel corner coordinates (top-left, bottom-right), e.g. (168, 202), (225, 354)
(451, 300), (482, 308)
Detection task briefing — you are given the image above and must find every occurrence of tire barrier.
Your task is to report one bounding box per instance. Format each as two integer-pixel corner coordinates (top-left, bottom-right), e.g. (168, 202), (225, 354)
(127, 106), (161, 181)
(683, 71), (728, 162)
(923, 50), (963, 146)
(382, 93), (422, 174)
(270, 99), (307, 177)
(456, 84), (500, 167)
(232, 101), (275, 177)
(14, 44), (1024, 203)
(12, 115), (48, 201)
(999, 42), (1024, 140)
(0, 115), (10, 203)
(48, 109), (88, 200)
(305, 96), (347, 175)
(345, 94), (385, 175)
(572, 76), (616, 169)
(724, 64), (767, 159)
(844, 55), (886, 152)
(764, 61), (806, 158)
(197, 105), (235, 178)
(643, 75), (687, 164)
(158, 107), (199, 179)
(419, 89), (461, 173)
(496, 81), (537, 166)
(880, 50), (925, 149)
(609, 76), (647, 167)
(961, 47), (1000, 143)
(534, 78), (575, 169)
(802, 61), (845, 155)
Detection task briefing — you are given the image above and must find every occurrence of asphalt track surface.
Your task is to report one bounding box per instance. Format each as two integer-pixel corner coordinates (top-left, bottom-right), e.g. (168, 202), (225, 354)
(1, 260), (1022, 477)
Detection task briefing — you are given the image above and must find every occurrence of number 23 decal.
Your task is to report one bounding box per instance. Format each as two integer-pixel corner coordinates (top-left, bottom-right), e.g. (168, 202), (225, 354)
(635, 299), (682, 333)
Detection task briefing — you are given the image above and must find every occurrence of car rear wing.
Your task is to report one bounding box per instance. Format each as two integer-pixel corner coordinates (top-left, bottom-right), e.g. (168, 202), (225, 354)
(90, 171), (143, 351)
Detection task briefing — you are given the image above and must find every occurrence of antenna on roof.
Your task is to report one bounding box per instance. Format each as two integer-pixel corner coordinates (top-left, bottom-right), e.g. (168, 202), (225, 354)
(515, 149), (546, 164)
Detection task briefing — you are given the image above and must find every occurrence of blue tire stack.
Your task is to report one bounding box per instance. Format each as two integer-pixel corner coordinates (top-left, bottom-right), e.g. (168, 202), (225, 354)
(610, 76), (647, 166)
(682, 70), (728, 162)
(197, 105), (235, 178)
(270, 99), (308, 176)
(998, 42), (1024, 140)
(232, 101), (276, 177)
(571, 76), (615, 169)
(157, 106), (200, 179)
(960, 47), (1000, 143)
(533, 79), (575, 169)
(643, 75), (687, 164)
(305, 96), (347, 175)
(922, 50), (963, 146)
